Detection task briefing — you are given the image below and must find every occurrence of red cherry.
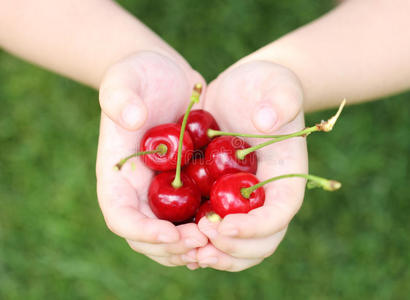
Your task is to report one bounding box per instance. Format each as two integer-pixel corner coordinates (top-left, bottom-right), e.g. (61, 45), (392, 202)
(140, 123), (194, 171)
(177, 109), (220, 149)
(195, 200), (218, 224)
(204, 136), (257, 180)
(210, 172), (265, 218)
(185, 158), (215, 197)
(148, 171), (201, 222)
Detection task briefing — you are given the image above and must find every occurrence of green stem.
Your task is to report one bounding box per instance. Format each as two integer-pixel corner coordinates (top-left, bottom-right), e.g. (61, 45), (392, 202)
(236, 99), (346, 160)
(241, 173), (341, 198)
(171, 84), (202, 188)
(236, 126), (318, 160)
(115, 144), (168, 170)
(207, 212), (221, 223)
(207, 128), (284, 139)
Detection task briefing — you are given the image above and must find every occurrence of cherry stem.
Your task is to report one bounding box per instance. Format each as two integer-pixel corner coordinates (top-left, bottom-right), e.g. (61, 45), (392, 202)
(207, 129), (284, 139)
(236, 127), (317, 159)
(236, 99), (346, 160)
(171, 83), (202, 189)
(206, 212), (221, 223)
(241, 173), (342, 199)
(114, 144), (168, 170)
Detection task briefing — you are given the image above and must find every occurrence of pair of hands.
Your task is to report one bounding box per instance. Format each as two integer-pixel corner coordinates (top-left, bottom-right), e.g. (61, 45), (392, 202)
(96, 51), (308, 271)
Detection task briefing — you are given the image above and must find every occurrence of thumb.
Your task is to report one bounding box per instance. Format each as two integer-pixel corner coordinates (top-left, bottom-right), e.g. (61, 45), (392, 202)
(99, 57), (150, 131)
(251, 82), (303, 133)
(99, 86), (148, 131)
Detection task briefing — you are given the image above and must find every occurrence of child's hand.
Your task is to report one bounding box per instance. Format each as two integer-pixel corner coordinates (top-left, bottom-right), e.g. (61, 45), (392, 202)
(96, 51), (207, 269)
(197, 61), (308, 271)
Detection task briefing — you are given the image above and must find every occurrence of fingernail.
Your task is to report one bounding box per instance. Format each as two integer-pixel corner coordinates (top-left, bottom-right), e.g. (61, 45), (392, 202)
(157, 234), (176, 243)
(121, 102), (144, 128)
(200, 257), (218, 266)
(253, 106), (277, 132)
(220, 227), (238, 237)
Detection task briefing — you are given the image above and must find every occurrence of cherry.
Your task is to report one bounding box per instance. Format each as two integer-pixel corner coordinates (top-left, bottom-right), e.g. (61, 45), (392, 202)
(211, 172), (342, 219)
(195, 200), (220, 224)
(185, 158), (215, 197)
(204, 136), (257, 180)
(140, 123), (193, 171)
(149, 172), (201, 222)
(148, 84), (203, 222)
(210, 172), (265, 218)
(177, 109), (220, 149)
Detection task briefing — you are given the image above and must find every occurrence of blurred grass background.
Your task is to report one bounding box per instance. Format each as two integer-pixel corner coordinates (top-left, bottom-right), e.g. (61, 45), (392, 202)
(0, 0), (409, 299)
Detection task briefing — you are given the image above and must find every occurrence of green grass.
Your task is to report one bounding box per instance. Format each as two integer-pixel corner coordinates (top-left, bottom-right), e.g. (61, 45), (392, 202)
(0, 0), (409, 299)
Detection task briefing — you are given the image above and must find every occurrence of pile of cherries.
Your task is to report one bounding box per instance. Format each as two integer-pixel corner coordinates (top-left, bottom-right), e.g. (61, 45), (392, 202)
(116, 84), (344, 224)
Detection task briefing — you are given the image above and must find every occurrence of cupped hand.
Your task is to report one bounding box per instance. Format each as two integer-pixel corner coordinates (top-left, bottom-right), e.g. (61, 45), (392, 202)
(96, 51), (207, 268)
(198, 61), (308, 271)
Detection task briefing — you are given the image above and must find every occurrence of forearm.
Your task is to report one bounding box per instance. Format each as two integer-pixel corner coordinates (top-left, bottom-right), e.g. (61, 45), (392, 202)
(0, 0), (189, 88)
(241, 0), (410, 111)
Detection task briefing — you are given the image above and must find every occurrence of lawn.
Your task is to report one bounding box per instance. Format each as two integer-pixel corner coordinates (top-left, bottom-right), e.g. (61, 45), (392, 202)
(0, 0), (409, 299)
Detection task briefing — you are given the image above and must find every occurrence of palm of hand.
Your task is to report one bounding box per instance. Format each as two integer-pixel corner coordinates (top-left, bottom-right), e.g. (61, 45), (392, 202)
(97, 52), (207, 267)
(195, 61), (308, 271)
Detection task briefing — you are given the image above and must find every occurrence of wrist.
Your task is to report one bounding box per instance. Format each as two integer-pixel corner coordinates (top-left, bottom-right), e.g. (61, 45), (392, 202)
(93, 0), (198, 87)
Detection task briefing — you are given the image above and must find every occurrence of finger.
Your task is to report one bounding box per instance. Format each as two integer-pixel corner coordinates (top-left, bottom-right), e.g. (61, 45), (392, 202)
(250, 62), (303, 133)
(216, 190), (301, 239)
(169, 223), (208, 253)
(127, 242), (199, 264)
(197, 215), (219, 240)
(207, 228), (287, 259)
(199, 217), (287, 259)
(197, 244), (262, 272)
(100, 196), (179, 243)
(97, 114), (179, 243)
(205, 61), (302, 134)
(127, 224), (208, 257)
(146, 254), (192, 267)
(99, 61), (148, 130)
(99, 51), (201, 131)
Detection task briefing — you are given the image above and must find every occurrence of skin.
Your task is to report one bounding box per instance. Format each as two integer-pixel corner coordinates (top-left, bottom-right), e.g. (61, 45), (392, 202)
(1, 0), (410, 271)
(239, 0), (410, 112)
